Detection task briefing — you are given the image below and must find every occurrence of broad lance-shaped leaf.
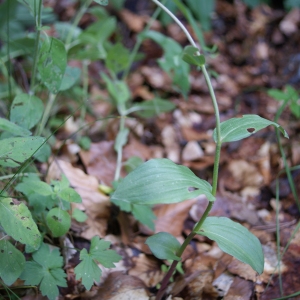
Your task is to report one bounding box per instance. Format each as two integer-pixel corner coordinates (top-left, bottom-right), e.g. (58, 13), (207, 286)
(111, 158), (215, 206)
(196, 217), (264, 274)
(213, 114), (288, 143)
(0, 198), (42, 249)
(0, 136), (45, 167)
(146, 232), (181, 261)
(0, 240), (25, 285)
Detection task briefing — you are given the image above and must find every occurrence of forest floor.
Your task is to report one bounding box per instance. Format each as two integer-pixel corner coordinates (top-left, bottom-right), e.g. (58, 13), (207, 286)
(18, 1), (300, 299)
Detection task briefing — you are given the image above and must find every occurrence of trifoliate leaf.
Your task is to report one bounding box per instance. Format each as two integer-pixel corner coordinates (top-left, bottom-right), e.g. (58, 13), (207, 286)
(20, 243), (67, 300)
(74, 236), (122, 290)
(0, 240), (25, 285)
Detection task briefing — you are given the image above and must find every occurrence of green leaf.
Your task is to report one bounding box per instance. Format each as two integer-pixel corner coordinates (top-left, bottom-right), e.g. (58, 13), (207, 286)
(111, 158), (215, 206)
(124, 156), (144, 173)
(196, 217), (264, 274)
(267, 89), (289, 101)
(146, 232), (181, 260)
(0, 117), (31, 136)
(15, 175), (55, 212)
(94, 0), (109, 5)
(46, 208), (71, 237)
(182, 45), (206, 67)
(38, 37), (67, 93)
(10, 94), (44, 130)
(34, 143), (51, 162)
(0, 198), (42, 249)
(140, 30), (190, 97)
(213, 115), (289, 143)
(114, 128), (129, 152)
(74, 236), (122, 290)
(0, 136), (45, 167)
(105, 42), (130, 75)
(0, 240), (25, 286)
(72, 208), (88, 222)
(132, 98), (176, 118)
(79, 136), (91, 150)
(58, 187), (82, 203)
(101, 74), (130, 105)
(131, 204), (156, 231)
(59, 66), (81, 91)
(20, 243), (67, 300)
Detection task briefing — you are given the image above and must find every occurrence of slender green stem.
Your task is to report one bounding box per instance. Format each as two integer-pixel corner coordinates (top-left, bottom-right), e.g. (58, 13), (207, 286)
(274, 99), (300, 211)
(122, 1), (166, 80)
(65, 0), (94, 50)
(151, 1), (222, 299)
(275, 177), (283, 295)
(0, 173), (38, 181)
(78, 59), (90, 139)
(30, 0), (43, 94)
(114, 116), (126, 182)
(36, 93), (57, 136)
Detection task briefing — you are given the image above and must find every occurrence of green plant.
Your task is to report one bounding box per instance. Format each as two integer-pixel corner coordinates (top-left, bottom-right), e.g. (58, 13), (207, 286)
(111, 1), (289, 299)
(0, 1), (124, 298)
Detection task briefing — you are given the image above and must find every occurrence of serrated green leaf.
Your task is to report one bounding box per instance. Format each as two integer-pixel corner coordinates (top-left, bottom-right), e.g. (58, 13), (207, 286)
(132, 98), (176, 118)
(213, 114), (289, 143)
(0, 117), (31, 136)
(46, 208), (71, 237)
(38, 37), (67, 93)
(146, 232), (181, 260)
(196, 217), (264, 274)
(72, 208), (88, 222)
(58, 188), (82, 203)
(182, 45), (206, 66)
(131, 204), (156, 231)
(75, 236), (122, 290)
(0, 198), (41, 249)
(20, 243), (67, 300)
(111, 158), (215, 206)
(0, 136), (45, 167)
(59, 66), (81, 91)
(0, 240), (25, 285)
(74, 249), (101, 290)
(10, 94), (44, 129)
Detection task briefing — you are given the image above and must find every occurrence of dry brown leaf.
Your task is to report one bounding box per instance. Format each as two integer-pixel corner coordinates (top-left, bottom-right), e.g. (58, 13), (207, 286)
(79, 141), (116, 185)
(227, 258), (257, 282)
(128, 254), (164, 287)
(182, 141), (204, 162)
(279, 8), (300, 36)
(92, 271), (150, 299)
(119, 9), (147, 32)
(224, 276), (253, 300)
(153, 200), (197, 236)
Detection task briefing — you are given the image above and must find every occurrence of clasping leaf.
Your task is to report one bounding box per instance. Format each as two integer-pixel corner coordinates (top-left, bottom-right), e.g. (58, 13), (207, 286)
(196, 217), (264, 274)
(111, 158), (215, 207)
(213, 114), (288, 143)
